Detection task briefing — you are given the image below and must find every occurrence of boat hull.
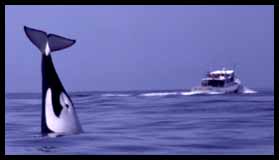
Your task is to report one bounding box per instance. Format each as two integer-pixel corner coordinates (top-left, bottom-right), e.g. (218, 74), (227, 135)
(191, 83), (243, 94)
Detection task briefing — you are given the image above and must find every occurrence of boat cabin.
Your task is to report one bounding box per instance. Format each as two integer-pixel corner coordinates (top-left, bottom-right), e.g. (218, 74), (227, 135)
(201, 69), (235, 87)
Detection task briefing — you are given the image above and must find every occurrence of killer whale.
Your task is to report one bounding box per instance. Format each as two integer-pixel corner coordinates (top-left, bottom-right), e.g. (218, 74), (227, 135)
(24, 26), (82, 136)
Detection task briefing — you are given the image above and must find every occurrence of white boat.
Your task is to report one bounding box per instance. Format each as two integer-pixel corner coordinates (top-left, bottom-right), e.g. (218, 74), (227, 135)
(191, 68), (244, 94)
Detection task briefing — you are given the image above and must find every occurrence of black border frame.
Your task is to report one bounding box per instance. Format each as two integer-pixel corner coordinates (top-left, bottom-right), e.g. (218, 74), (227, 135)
(2, 0), (277, 159)
(2, 1), (5, 158)
(2, 0), (278, 5)
(274, 4), (278, 159)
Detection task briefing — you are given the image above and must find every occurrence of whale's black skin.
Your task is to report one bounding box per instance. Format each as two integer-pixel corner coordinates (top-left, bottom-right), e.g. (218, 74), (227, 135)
(41, 54), (73, 135)
(24, 26), (80, 136)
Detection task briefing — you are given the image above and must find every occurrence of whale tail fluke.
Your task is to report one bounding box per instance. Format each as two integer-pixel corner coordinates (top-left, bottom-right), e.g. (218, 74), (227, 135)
(24, 26), (76, 54)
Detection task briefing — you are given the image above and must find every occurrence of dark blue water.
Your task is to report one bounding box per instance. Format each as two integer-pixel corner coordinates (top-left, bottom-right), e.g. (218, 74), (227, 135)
(5, 89), (274, 155)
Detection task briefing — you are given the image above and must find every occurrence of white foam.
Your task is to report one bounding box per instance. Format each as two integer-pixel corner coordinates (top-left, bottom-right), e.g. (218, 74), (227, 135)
(180, 86), (257, 96)
(180, 91), (204, 96)
(242, 87), (257, 94)
(180, 90), (224, 96)
(139, 90), (228, 97)
(140, 92), (179, 97)
(207, 91), (225, 95)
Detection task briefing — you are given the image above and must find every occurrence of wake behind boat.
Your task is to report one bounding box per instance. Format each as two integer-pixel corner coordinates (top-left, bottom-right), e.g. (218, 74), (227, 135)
(191, 68), (244, 94)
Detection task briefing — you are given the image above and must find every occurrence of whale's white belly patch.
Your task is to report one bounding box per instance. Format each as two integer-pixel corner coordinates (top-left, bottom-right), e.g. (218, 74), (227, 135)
(45, 88), (82, 134)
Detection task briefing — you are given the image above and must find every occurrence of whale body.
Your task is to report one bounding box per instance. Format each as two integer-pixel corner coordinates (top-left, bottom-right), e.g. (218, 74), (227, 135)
(24, 26), (82, 136)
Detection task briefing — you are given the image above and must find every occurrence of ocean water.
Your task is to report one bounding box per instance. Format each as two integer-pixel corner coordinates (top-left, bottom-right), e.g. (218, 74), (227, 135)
(5, 88), (274, 155)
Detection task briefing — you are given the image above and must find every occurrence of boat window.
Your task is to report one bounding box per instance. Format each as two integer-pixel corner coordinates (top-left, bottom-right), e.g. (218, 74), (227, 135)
(208, 80), (224, 87)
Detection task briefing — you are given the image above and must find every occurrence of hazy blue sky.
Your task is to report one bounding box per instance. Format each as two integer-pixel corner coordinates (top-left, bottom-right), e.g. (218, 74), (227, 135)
(5, 5), (274, 92)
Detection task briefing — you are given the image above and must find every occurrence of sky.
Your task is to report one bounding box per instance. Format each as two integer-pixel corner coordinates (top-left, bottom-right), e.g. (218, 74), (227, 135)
(5, 5), (274, 92)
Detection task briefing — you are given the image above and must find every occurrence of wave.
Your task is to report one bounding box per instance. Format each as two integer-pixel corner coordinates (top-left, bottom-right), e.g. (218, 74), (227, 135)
(101, 93), (131, 97)
(138, 86), (257, 97)
(9, 99), (40, 105)
(180, 90), (224, 96)
(180, 87), (257, 96)
(139, 92), (179, 97)
(140, 91), (224, 97)
(242, 87), (257, 94)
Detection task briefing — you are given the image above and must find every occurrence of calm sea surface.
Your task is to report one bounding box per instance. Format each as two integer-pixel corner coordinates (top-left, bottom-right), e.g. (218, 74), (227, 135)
(5, 89), (274, 155)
